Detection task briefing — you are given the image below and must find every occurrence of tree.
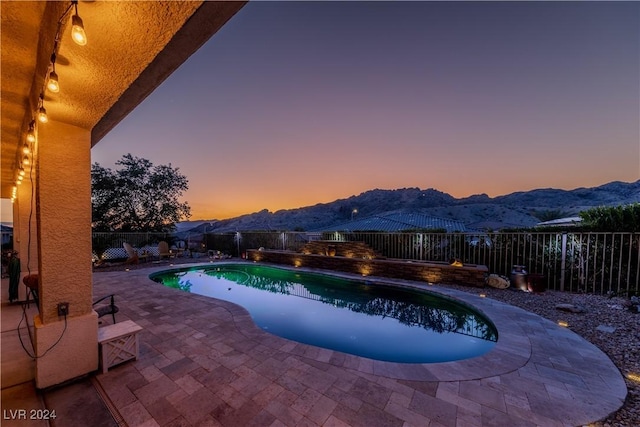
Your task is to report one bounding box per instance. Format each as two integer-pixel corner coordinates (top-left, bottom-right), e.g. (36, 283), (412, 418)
(92, 154), (191, 231)
(579, 203), (640, 232)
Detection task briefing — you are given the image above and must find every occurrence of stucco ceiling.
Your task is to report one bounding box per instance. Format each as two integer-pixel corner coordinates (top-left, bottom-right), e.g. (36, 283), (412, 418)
(1, 1), (246, 199)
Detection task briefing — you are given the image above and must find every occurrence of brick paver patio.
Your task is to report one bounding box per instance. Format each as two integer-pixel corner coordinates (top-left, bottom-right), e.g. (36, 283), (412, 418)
(91, 261), (626, 426)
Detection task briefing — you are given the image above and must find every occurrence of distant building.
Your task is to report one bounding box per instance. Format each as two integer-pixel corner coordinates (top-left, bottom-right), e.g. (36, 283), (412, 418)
(536, 217), (582, 227)
(1, 224), (12, 247)
(465, 221), (530, 231)
(317, 213), (467, 233)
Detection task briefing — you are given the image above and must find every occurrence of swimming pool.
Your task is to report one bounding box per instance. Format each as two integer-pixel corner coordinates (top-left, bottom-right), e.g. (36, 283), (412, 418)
(150, 263), (497, 363)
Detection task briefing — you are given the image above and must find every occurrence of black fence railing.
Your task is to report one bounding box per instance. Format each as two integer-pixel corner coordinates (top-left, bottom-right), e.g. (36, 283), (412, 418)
(93, 231), (639, 295)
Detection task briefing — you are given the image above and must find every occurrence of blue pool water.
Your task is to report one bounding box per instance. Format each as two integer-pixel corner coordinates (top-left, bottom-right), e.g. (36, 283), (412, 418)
(150, 263), (497, 363)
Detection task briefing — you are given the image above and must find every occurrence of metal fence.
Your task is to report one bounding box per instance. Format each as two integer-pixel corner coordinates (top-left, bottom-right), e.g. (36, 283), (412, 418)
(92, 232), (172, 260)
(321, 231), (640, 295)
(92, 231), (639, 295)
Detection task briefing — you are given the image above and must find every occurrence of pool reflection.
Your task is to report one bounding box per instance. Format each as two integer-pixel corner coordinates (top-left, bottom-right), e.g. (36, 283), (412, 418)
(153, 264), (497, 363)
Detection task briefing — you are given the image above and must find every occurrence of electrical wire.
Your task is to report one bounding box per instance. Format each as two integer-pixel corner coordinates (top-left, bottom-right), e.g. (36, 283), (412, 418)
(16, 183), (69, 359)
(17, 302), (68, 359)
(17, 134), (69, 359)
(26, 147), (34, 276)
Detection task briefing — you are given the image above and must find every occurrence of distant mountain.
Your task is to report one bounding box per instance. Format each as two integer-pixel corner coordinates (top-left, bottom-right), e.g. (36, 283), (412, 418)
(182, 180), (640, 232)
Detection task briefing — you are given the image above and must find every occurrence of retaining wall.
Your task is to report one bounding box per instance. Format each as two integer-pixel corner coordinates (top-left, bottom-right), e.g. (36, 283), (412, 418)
(246, 249), (488, 287)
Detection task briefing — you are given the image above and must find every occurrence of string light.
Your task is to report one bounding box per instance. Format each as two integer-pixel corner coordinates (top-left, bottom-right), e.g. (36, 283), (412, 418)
(71, 1), (87, 46)
(37, 95), (48, 123)
(47, 70), (59, 92)
(37, 107), (47, 123)
(26, 121), (36, 143)
(47, 54), (60, 93)
(14, 1), (89, 182)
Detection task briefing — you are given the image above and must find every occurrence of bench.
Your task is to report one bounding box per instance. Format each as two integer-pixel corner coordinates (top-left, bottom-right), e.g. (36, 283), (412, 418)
(97, 320), (142, 374)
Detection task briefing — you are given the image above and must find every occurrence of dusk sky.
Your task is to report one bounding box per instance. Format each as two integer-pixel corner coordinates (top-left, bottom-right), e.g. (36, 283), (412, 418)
(90, 1), (639, 221)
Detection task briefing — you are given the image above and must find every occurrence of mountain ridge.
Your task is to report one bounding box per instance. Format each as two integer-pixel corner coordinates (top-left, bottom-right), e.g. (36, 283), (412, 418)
(180, 180), (640, 232)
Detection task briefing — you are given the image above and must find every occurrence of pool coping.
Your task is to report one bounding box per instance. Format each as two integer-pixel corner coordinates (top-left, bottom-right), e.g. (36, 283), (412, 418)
(97, 260), (628, 426)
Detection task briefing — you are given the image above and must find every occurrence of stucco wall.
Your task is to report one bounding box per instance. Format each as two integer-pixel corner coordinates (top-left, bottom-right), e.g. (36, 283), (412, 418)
(16, 178), (39, 275)
(34, 312), (98, 388)
(33, 121), (97, 388)
(37, 121), (93, 323)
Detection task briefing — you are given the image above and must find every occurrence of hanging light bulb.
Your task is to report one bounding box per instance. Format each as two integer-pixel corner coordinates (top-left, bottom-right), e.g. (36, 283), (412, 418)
(38, 105), (48, 123)
(37, 94), (48, 123)
(19, 167), (26, 176)
(47, 70), (60, 93)
(26, 120), (36, 143)
(22, 155), (30, 166)
(47, 53), (59, 93)
(71, 2), (87, 46)
(22, 142), (30, 155)
(71, 16), (87, 45)
(17, 174), (24, 182)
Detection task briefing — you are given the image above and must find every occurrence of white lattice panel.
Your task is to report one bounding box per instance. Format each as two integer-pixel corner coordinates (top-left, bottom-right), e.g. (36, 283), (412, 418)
(98, 320), (142, 374)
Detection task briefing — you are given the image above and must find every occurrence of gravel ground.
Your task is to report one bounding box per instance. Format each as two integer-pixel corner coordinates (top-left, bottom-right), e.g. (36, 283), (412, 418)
(94, 259), (639, 426)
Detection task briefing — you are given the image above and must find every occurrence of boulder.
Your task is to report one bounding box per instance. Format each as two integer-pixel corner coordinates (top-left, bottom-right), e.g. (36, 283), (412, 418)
(555, 303), (586, 313)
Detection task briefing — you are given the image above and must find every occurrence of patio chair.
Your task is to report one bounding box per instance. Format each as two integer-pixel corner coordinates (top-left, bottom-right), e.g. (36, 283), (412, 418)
(93, 294), (119, 324)
(23, 273), (39, 308)
(158, 241), (172, 260)
(123, 242), (139, 264)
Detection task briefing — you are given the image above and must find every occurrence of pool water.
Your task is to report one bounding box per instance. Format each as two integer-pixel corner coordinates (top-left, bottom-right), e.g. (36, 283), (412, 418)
(150, 263), (497, 363)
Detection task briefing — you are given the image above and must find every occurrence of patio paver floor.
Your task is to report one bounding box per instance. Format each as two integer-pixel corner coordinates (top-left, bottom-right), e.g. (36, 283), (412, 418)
(88, 261), (626, 427)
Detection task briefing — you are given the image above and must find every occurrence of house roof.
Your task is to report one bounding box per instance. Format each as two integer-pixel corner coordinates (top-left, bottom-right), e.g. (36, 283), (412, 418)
(536, 217), (583, 227)
(317, 213), (467, 232)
